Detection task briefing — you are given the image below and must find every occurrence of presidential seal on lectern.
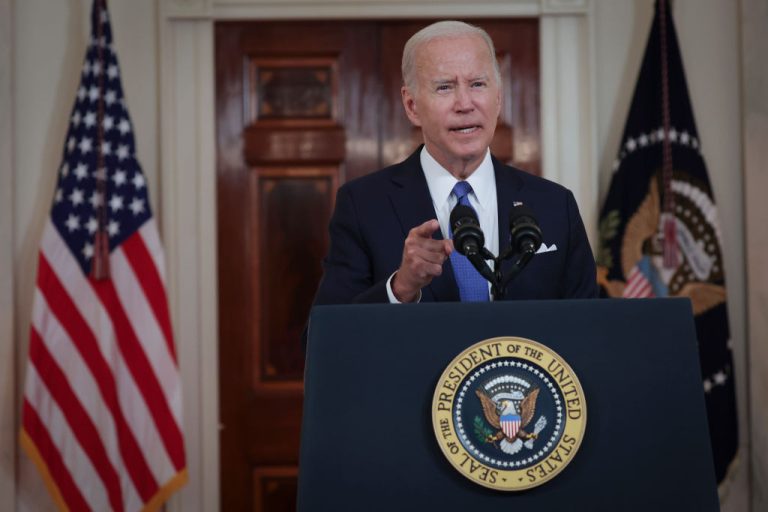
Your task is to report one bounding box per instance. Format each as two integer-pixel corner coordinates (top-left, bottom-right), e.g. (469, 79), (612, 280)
(432, 337), (586, 491)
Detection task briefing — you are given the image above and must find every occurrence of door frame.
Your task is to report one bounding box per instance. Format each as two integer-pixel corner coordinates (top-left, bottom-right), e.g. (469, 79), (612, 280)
(157, 1), (597, 510)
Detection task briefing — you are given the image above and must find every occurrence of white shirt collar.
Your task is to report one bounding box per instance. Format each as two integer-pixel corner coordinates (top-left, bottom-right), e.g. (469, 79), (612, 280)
(420, 146), (495, 213)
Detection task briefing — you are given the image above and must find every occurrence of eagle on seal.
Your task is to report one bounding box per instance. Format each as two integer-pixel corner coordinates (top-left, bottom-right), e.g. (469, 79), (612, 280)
(476, 388), (541, 455)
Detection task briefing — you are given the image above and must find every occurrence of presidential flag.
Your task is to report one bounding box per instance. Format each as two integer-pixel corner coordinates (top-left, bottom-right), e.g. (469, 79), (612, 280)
(19, 1), (188, 510)
(596, 0), (737, 484)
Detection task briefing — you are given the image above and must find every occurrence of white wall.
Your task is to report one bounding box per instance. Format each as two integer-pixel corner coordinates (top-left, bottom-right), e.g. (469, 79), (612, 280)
(0, 0), (17, 509)
(742, 0), (768, 509)
(2, 0), (756, 510)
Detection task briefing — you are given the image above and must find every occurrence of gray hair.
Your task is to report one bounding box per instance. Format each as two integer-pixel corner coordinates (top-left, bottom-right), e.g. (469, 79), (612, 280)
(401, 20), (501, 93)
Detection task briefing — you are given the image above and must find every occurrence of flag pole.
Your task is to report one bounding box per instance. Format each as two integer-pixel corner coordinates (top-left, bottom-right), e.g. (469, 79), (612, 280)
(91, 0), (110, 280)
(659, 0), (679, 269)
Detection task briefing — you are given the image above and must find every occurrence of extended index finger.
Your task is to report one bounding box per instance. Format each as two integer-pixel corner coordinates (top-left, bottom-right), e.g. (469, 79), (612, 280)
(411, 219), (440, 239)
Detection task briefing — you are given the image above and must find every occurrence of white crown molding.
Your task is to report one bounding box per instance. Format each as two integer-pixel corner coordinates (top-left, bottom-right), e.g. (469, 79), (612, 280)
(160, 0), (591, 20)
(540, 0), (589, 15)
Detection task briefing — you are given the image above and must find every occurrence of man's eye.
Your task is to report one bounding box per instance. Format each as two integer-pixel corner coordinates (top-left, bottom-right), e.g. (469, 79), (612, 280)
(472, 81), (487, 88)
(436, 84), (451, 92)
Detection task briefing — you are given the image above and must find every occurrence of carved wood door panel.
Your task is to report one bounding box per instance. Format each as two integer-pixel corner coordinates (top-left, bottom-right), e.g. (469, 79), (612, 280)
(216, 19), (539, 511)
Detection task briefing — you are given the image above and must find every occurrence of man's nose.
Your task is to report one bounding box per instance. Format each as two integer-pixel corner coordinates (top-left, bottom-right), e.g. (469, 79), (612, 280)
(454, 86), (474, 112)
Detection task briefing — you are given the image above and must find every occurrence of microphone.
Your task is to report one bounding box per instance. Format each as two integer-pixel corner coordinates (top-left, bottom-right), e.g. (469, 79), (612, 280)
(449, 204), (495, 284)
(450, 204), (484, 256)
(508, 204), (542, 255)
(496, 204), (542, 295)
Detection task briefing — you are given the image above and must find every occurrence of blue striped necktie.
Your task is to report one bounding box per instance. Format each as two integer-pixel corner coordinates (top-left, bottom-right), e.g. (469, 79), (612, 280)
(449, 181), (490, 302)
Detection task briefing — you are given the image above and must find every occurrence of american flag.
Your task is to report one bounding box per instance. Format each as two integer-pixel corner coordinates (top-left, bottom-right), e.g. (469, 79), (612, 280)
(19, 1), (187, 511)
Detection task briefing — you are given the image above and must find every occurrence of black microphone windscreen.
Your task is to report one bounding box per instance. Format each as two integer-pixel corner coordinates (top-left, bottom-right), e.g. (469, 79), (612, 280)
(450, 203), (485, 256)
(450, 204), (478, 229)
(508, 204), (537, 224)
(508, 204), (542, 253)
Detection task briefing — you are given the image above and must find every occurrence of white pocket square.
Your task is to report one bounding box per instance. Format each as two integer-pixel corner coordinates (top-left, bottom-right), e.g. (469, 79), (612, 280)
(536, 243), (558, 254)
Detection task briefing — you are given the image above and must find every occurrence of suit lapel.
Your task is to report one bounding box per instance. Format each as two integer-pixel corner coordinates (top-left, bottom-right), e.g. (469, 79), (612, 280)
(389, 148), (459, 302)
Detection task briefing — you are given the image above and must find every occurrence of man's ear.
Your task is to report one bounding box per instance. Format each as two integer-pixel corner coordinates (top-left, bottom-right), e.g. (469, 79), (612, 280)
(495, 84), (502, 118)
(401, 86), (421, 127)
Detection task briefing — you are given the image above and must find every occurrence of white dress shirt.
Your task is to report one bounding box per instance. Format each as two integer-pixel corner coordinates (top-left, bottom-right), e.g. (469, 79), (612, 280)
(386, 146), (498, 303)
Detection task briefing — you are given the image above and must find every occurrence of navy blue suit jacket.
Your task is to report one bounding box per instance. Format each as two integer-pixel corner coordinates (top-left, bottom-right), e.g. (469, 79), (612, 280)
(312, 147), (598, 305)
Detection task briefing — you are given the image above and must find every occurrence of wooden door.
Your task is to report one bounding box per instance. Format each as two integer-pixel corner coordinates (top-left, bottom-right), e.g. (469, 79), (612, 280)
(216, 19), (540, 511)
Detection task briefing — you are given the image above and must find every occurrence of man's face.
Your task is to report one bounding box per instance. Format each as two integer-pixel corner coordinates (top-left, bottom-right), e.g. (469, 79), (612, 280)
(402, 34), (502, 178)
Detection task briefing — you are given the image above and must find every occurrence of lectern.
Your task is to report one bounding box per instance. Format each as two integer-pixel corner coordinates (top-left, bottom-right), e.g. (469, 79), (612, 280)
(298, 299), (718, 511)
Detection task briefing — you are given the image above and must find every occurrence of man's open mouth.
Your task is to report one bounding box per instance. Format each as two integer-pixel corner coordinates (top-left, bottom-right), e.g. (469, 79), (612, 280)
(450, 125), (481, 134)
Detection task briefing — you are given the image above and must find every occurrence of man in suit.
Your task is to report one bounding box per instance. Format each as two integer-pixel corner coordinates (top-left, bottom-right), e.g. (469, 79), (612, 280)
(312, 20), (597, 307)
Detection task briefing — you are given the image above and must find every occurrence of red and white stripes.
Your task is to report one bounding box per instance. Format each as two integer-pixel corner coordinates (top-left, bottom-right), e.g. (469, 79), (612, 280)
(21, 219), (187, 512)
(622, 265), (656, 299)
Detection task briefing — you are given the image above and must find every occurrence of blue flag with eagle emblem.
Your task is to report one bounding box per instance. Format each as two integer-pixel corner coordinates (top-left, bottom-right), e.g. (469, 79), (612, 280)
(596, 0), (738, 485)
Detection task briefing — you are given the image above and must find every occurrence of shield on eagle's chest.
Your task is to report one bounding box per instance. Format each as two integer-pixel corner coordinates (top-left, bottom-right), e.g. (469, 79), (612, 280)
(500, 414), (521, 438)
